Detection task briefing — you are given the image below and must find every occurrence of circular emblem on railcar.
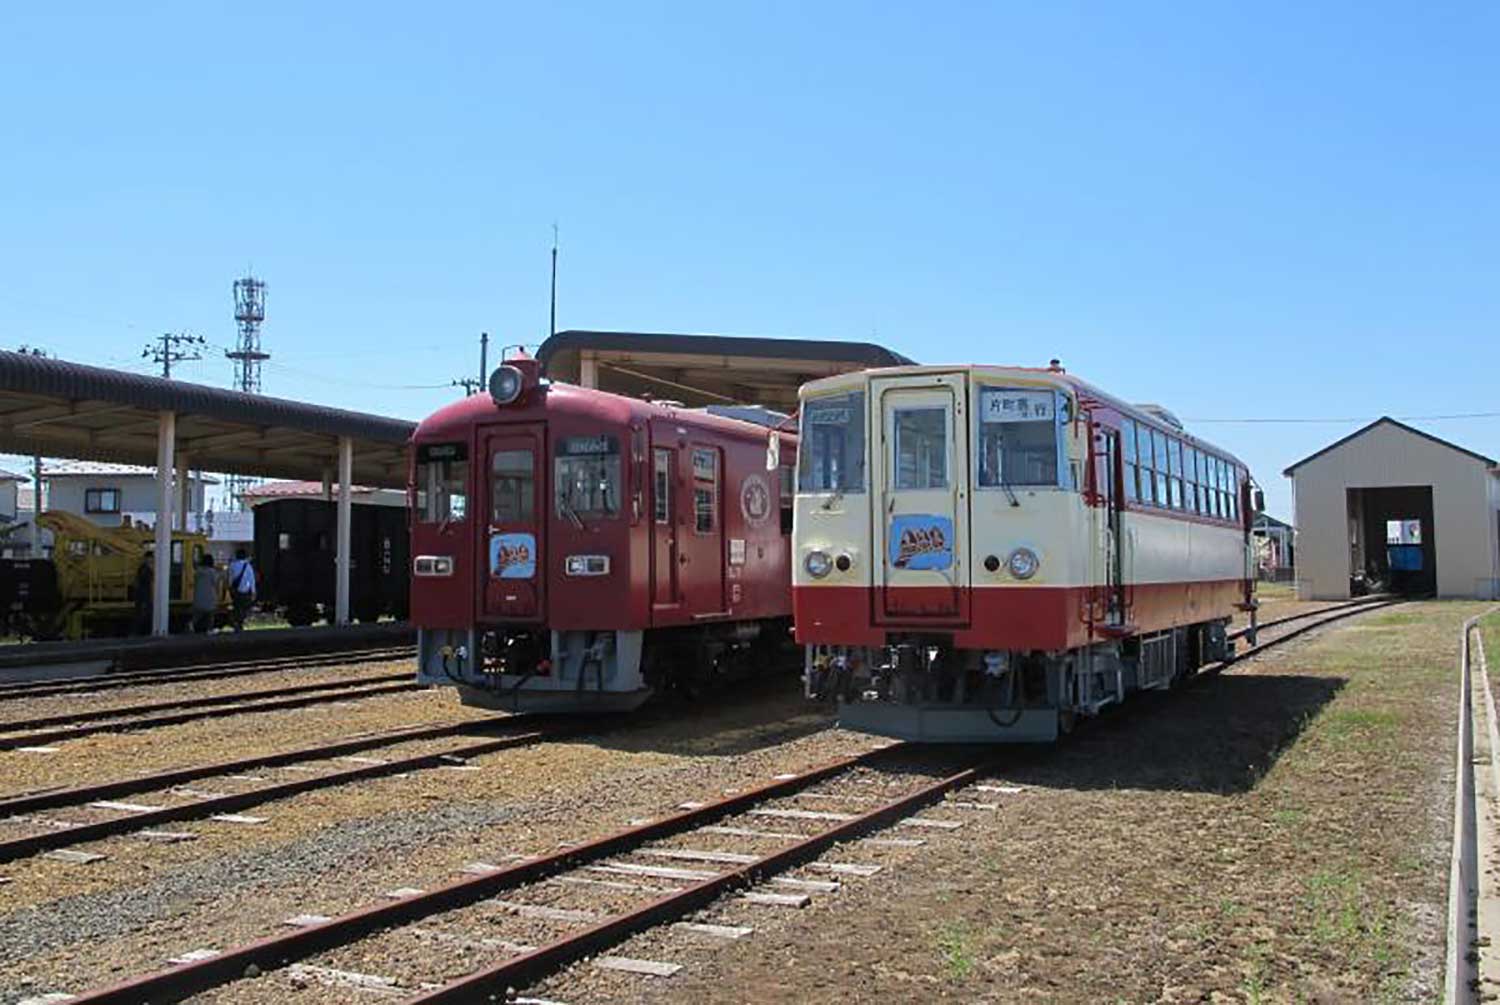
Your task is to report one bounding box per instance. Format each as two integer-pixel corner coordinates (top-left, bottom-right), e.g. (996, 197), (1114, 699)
(740, 474), (773, 527)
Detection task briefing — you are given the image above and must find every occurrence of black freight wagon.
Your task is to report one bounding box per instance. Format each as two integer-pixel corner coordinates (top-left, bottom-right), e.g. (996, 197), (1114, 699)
(252, 499), (410, 625)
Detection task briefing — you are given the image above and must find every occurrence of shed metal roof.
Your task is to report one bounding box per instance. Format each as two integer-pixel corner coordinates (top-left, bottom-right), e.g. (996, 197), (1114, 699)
(1282, 416), (1496, 477)
(535, 330), (914, 412)
(0, 351), (415, 488)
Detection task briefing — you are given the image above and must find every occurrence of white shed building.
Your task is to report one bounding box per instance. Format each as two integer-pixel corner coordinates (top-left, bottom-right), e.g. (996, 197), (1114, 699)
(1284, 417), (1500, 600)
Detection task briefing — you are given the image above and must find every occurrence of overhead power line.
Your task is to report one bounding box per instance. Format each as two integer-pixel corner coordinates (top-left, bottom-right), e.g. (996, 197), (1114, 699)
(1186, 411), (1500, 424)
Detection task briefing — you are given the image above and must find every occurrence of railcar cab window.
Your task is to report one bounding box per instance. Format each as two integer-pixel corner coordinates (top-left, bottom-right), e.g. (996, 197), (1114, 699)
(415, 442), (468, 523)
(894, 408), (947, 489)
(491, 450), (534, 523)
(798, 392), (866, 494)
(976, 387), (1061, 488)
(555, 435), (621, 520)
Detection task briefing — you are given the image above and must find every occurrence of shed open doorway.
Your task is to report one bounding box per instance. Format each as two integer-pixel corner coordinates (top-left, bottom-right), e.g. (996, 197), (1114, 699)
(1346, 485), (1435, 596)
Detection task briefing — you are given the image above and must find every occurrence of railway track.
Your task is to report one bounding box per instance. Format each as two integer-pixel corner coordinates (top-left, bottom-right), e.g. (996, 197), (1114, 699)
(51, 598), (1397, 1004)
(0, 718), (565, 864)
(0, 645), (414, 702)
(0, 673), (434, 751)
(1227, 593), (1393, 642)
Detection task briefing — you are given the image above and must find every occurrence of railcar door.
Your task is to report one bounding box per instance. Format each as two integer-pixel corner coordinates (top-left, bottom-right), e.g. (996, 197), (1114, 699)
(677, 444), (726, 615)
(1100, 428), (1125, 625)
(872, 375), (970, 623)
(650, 446), (680, 611)
(481, 427), (545, 620)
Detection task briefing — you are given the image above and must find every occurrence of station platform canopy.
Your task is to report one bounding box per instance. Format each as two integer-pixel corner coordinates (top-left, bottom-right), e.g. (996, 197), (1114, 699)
(535, 330), (914, 413)
(0, 351), (414, 489)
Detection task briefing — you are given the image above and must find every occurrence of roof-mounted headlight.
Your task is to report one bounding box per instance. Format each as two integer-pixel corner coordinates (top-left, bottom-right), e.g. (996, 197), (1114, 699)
(489, 365), (524, 406)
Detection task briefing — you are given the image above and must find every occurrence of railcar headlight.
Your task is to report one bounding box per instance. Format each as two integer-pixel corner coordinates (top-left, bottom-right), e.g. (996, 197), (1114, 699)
(489, 365), (524, 406)
(1007, 547), (1040, 580)
(804, 550), (833, 578)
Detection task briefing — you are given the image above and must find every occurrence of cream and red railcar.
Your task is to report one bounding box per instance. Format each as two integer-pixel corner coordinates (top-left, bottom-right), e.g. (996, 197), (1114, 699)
(795, 364), (1257, 742)
(411, 356), (795, 713)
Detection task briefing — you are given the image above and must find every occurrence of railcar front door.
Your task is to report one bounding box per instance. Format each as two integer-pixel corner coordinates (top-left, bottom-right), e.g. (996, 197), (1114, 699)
(1101, 429), (1125, 625)
(872, 375), (970, 624)
(481, 428), (544, 620)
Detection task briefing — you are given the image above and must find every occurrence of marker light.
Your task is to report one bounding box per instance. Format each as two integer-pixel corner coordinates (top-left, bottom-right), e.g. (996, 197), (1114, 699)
(804, 550), (833, 578)
(414, 555), (454, 577)
(1007, 547), (1040, 580)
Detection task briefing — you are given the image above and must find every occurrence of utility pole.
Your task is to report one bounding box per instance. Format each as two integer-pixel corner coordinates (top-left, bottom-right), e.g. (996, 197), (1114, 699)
(142, 332), (206, 379)
(452, 331), (489, 394)
(549, 223), (559, 339)
(16, 346), (47, 557)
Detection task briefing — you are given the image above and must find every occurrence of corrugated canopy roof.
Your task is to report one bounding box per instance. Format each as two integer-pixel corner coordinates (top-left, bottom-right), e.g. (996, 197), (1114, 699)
(536, 330), (914, 412)
(0, 351), (415, 488)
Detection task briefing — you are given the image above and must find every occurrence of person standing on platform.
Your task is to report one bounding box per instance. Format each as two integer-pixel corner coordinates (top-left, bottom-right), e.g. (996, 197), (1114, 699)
(192, 552), (221, 633)
(227, 548), (257, 632)
(132, 555), (153, 636)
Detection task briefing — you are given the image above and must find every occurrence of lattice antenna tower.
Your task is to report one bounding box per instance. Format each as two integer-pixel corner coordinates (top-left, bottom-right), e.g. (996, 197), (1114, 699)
(228, 275), (269, 394)
(225, 275), (268, 511)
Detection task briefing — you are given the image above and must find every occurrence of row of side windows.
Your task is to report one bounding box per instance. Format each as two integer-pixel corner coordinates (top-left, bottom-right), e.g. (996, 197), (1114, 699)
(1120, 418), (1240, 523)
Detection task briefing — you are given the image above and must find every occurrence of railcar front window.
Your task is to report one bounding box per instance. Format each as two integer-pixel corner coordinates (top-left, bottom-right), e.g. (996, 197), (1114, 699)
(977, 388), (1059, 488)
(491, 450), (534, 523)
(798, 392), (866, 494)
(416, 443), (469, 523)
(555, 435), (621, 519)
(894, 408), (948, 489)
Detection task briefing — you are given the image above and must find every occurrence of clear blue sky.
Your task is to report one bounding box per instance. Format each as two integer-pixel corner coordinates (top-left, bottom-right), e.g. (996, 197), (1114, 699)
(1, 2), (1496, 518)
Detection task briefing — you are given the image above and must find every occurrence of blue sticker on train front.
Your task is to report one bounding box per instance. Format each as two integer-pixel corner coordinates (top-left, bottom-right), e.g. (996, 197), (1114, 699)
(888, 514), (954, 570)
(490, 532), (536, 579)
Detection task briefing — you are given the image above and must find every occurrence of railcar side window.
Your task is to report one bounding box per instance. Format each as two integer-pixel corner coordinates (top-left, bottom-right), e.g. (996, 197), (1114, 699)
(1136, 423), (1156, 505)
(416, 442), (469, 523)
(555, 435), (622, 519)
(893, 408), (948, 489)
(1121, 419), (1138, 502)
(976, 388), (1058, 488)
(692, 448), (718, 534)
(799, 392), (866, 494)
(653, 449), (671, 524)
(491, 450), (534, 523)
(1167, 438), (1183, 509)
(1151, 430), (1169, 509)
(1188, 448), (1202, 513)
(1230, 469), (1240, 522)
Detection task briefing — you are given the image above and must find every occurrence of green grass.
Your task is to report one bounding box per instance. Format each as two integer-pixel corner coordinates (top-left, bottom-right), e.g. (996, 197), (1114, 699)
(936, 922), (976, 982)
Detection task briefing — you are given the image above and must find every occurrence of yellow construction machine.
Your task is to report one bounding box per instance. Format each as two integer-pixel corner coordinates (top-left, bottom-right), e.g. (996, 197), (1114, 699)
(0, 512), (219, 640)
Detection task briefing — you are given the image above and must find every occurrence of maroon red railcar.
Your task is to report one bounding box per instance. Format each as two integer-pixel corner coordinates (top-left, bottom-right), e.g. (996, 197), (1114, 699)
(411, 356), (796, 712)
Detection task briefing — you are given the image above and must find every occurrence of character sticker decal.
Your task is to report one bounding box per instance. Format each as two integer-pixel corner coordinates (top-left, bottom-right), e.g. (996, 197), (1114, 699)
(491, 532), (537, 579)
(888, 514), (954, 571)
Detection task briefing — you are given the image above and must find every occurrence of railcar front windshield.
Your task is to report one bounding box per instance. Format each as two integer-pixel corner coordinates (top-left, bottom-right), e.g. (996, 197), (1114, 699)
(555, 434), (621, 519)
(975, 387), (1064, 488)
(798, 391), (866, 494)
(415, 442), (469, 522)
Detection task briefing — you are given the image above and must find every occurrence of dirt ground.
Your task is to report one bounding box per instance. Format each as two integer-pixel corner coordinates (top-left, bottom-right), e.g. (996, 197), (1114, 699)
(559, 602), (1480, 1005)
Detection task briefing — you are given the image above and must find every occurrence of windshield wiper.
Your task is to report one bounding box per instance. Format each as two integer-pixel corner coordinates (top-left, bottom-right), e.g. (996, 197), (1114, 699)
(558, 495), (585, 530)
(820, 485), (847, 511)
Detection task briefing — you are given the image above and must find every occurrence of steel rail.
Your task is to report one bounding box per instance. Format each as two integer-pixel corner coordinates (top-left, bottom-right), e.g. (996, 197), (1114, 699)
(0, 646), (414, 701)
(1208, 599), (1401, 674)
(0, 680), (422, 751)
(65, 743), (905, 1005)
(0, 671), (413, 735)
(0, 725), (563, 864)
(1227, 595), (1393, 642)
(0, 717), (530, 816)
(409, 760), (981, 1003)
